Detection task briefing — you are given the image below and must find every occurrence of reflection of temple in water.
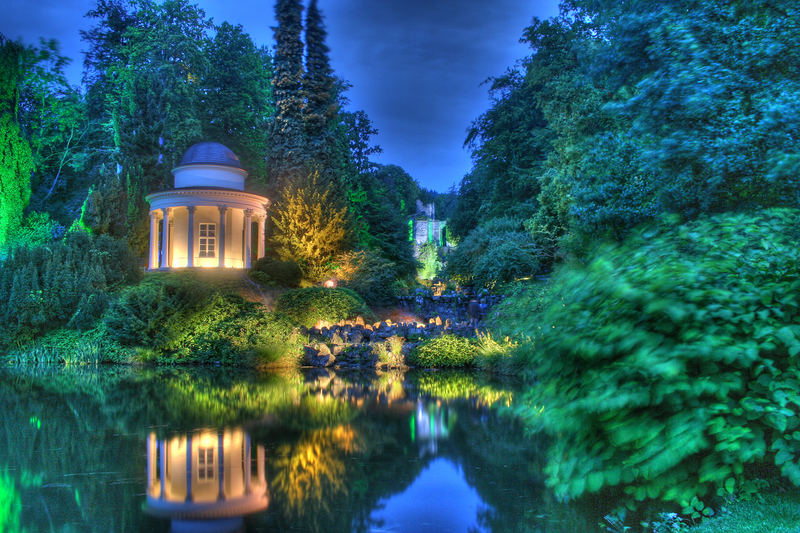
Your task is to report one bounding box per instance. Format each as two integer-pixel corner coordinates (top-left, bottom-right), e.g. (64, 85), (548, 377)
(412, 401), (451, 455)
(144, 428), (268, 532)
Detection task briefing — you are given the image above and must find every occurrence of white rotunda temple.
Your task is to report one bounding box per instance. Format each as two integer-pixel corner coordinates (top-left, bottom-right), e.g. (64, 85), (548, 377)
(145, 142), (270, 270)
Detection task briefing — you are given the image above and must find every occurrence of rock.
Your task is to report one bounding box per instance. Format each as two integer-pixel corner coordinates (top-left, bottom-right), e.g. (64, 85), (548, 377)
(348, 330), (364, 344)
(332, 345), (345, 356)
(304, 345), (332, 367)
(354, 316), (365, 326)
(331, 333), (345, 345)
(445, 318), (453, 329)
(434, 316), (443, 326)
(315, 343), (332, 356)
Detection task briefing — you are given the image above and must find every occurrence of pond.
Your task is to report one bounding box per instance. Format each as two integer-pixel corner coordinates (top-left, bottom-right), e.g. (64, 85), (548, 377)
(0, 366), (597, 532)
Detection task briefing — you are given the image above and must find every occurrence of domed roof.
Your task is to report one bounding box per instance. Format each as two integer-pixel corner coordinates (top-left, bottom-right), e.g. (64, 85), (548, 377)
(179, 142), (243, 169)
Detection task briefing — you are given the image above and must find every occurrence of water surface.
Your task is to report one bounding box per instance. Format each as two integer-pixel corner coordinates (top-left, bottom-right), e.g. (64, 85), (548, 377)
(0, 366), (594, 532)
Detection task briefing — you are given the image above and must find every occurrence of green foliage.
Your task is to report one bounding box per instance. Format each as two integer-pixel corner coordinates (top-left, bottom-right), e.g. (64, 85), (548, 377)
(445, 217), (541, 288)
(515, 208), (800, 510)
(103, 272), (306, 365)
(686, 487), (800, 533)
(0, 112), (34, 247)
(5, 325), (134, 365)
(103, 274), (211, 347)
(276, 287), (369, 328)
(407, 334), (479, 368)
(339, 250), (401, 306)
(252, 257), (302, 287)
(0, 470), (22, 533)
(271, 172), (351, 280)
(472, 332), (521, 375)
(417, 242), (443, 281)
(484, 280), (551, 340)
(5, 211), (63, 249)
(0, 231), (140, 347)
(201, 22), (272, 184)
(269, 0), (306, 184)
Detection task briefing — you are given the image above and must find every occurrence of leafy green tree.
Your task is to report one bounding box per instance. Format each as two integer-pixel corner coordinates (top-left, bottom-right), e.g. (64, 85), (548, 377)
(201, 22), (273, 184)
(85, 0), (212, 252)
(446, 217), (541, 288)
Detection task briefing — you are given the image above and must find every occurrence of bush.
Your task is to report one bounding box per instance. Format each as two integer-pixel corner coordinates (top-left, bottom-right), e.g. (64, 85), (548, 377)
(103, 274), (210, 347)
(103, 273), (307, 365)
(252, 257), (302, 287)
(276, 287), (371, 328)
(340, 250), (402, 306)
(0, 231), (140, 347)
(407, 334), (479, 368)
(515, 208), (800, 514)
(446, 217), (542, 288)
(417, 242), (443, 280)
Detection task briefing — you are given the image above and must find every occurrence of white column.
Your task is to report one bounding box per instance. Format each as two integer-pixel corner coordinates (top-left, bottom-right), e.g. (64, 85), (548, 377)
(186, 206), (195, 268)
(217, 431), (225, 501)
(148, 211), (158, 270)
(257, 215), (266, 259)
(257, 445), (266, 486)
(218, 206), (227, 268)
(244, 209), (252, 269)
(160, 207), (170, 269)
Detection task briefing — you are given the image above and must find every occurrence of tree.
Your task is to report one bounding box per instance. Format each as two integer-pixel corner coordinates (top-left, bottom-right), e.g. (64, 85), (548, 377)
(270, 171), (350, 280)
(201, 22), (273, 184)
(82, 0), (212, 252)
(0, 37), (35, 247)
(269, 0), (306, 186)
(302, 0), (337, 163)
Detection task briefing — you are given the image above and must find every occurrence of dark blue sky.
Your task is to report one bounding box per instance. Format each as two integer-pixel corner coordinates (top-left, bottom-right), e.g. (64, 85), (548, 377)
(1, 0), (560, 191)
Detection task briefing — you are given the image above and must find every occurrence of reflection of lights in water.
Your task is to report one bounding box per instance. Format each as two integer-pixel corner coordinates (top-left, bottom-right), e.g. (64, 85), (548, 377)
(414, 400), (450, 455)
(144, 428), (268, 533)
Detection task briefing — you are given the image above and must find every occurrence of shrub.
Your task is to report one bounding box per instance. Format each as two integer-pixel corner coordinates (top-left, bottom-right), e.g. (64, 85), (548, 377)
(484, 280), (551, 340)
(407, 334), (479, 368)
(339, 250), (402, 306)
(0, 231), (140, 347)
(516, 208), (800, 514)
(417, 242), (443, 280)
(446, 217), (542, 288)
(103, 274), (210, 347)
(472, 332), (521, 375)
(252, 257), (302, 287)
(103, 273), (307, 365)
(276, 287), (371, 328)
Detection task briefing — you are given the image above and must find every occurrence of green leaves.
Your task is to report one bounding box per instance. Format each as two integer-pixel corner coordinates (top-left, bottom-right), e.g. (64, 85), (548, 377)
(513, 208), (800, 510)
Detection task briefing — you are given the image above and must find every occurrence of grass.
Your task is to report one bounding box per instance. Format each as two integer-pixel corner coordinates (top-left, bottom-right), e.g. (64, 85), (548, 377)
(687, 490), (800, 533)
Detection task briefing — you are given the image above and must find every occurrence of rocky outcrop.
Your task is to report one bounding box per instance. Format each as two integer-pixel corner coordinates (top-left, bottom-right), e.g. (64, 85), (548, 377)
(300, 315), (473, 368)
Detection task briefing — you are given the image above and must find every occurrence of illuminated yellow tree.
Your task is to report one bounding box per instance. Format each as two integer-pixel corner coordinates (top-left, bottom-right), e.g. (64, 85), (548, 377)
(271, 171), (350, 280)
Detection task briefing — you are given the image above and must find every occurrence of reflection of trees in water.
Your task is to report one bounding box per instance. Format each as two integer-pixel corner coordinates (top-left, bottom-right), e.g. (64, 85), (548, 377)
(270, 425), (362, 518)
(0, 365), (576, 532)
(0, 470), (23, 533)
(0, 373), (148, 533)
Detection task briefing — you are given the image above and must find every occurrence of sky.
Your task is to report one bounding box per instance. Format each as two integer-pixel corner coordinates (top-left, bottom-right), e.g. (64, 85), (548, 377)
(1, 0), (560, 192)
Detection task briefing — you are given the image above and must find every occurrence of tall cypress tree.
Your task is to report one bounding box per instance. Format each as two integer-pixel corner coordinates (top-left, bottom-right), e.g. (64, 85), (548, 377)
(270, 0), (306, 186)
(302, 0), (336, 164)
